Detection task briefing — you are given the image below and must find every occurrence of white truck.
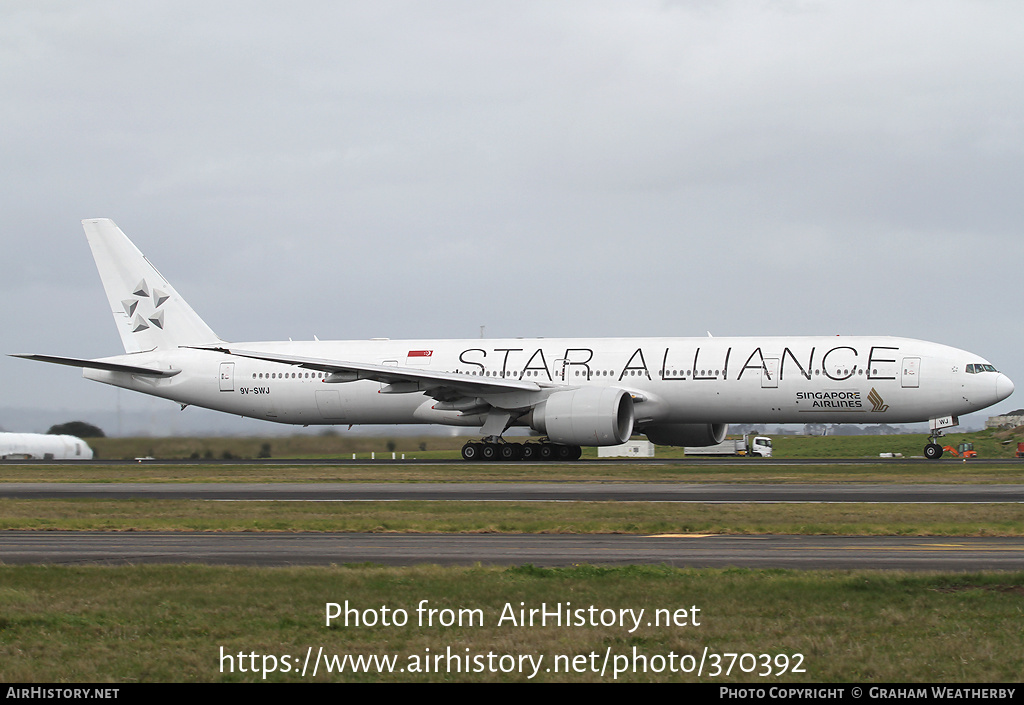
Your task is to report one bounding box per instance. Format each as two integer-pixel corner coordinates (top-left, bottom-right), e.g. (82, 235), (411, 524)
(684, 434), (772, 458)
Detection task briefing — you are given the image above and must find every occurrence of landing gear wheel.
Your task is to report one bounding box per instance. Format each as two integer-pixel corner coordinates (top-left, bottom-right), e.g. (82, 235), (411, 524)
(499, 443), (522, 461)
(924, 443), (943, 460)
(461, 442), (482, 461)
(538, 443), (555, 461)
(481, 443), (500, 461)
(555, 444), (573, 460)
(520, 443), (537, 460)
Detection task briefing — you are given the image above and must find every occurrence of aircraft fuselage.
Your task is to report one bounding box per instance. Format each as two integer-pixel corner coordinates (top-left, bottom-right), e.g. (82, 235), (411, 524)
(84, 335), (1010, 428)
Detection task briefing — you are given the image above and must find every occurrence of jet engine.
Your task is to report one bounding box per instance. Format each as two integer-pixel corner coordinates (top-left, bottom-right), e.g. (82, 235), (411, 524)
(642, 422), (729, 447)
(528, 387), (634, 446)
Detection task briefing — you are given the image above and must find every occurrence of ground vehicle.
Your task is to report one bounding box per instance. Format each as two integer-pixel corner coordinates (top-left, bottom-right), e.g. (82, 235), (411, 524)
(941, 442), (977, 459)
(1017, 443), (1024, 459)
(685, 435), (772, 457)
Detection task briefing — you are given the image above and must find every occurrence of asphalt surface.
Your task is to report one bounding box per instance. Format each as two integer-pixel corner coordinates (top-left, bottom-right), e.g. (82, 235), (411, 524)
(4, 466), (1023, 569)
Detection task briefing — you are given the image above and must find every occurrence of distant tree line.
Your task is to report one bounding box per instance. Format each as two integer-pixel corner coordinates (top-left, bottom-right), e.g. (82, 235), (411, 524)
(46, 421), (105, 438)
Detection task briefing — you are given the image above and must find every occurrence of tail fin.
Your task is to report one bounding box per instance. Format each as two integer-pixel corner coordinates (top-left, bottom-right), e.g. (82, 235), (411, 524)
(82, 218), (223, 353)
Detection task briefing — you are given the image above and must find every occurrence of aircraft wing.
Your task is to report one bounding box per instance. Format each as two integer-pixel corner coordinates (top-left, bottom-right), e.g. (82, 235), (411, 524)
(10, 353), (181, 378)
(208, 347), (548, 403)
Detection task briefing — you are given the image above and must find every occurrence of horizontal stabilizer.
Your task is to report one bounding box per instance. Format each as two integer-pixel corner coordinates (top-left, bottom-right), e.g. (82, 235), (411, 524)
(10, 353), (181, 378)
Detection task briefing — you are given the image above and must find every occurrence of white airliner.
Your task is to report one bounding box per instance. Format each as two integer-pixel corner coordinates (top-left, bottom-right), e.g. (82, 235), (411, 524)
(0, 432), (93, 460)
(12, 219), (1014, 460)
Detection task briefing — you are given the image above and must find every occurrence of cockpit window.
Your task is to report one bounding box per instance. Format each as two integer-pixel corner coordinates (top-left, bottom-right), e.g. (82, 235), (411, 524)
(966, 363), (999, 374)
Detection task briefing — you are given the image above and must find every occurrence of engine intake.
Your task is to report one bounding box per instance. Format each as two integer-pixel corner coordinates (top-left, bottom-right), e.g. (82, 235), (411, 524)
(530, 387), (634, 446)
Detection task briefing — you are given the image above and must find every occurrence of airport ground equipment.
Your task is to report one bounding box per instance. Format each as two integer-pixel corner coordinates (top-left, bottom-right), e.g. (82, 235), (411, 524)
(684, 434), (772, 457)
(941, 441), (977, 459)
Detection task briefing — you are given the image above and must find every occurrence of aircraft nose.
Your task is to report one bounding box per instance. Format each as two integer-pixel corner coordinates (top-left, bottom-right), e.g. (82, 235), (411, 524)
(996, 373), (1015, 402)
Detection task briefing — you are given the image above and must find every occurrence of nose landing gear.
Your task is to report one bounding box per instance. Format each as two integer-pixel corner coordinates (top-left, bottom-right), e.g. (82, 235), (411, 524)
(924, 416), (959, 460)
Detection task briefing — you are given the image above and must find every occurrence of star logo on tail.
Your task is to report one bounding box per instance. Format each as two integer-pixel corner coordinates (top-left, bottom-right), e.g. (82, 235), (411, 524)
(121, 278), (169, 333)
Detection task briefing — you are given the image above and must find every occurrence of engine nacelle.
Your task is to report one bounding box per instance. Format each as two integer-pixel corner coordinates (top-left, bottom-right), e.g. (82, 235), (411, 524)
(643, 423), (729, 447)
(529, 387), (634, 446)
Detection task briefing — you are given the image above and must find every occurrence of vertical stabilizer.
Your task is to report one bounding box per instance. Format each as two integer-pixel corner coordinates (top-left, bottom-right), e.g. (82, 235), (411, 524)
(82, 218), (223, 353)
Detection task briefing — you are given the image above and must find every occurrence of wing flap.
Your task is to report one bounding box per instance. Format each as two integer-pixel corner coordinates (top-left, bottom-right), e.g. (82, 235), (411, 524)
(205, 347), (544, 399)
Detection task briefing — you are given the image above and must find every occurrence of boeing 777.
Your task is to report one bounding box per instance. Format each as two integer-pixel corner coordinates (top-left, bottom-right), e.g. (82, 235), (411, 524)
(12, 219), (1015, 460)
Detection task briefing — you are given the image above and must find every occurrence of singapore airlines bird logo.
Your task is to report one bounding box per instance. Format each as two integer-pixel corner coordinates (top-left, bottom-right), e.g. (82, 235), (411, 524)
(868, 388), (889, 412)
(121, 278), (168, 333)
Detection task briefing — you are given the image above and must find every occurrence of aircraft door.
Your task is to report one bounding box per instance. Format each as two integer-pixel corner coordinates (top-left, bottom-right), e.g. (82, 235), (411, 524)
(219, 362), (234, 392)
(901, 357), (920, 388)
(316, 390), (347, 420)
(553, 359), (570, 385)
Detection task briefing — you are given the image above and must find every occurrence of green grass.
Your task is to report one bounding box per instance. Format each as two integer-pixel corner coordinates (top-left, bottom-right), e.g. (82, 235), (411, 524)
(84, 434), (471, 461)
(2, 498), (1023, 536)
(0, 564), (1020, 682)
(771, 428), (1024, 460)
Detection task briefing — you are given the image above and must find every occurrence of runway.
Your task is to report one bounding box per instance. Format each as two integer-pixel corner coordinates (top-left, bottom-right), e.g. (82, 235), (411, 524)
(2, 531), (1022, 570)
(5, 479), (1022, 570)
(2, 482), (1023, 502)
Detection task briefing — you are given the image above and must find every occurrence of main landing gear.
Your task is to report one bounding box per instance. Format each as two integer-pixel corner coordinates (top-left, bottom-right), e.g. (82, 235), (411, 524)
(460, 440), (583, 461)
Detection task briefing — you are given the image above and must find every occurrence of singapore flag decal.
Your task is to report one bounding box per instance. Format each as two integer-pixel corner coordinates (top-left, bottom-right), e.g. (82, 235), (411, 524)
(406, 350), (433, 366)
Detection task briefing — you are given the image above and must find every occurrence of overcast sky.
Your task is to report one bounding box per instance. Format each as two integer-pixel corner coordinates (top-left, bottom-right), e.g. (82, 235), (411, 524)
(2, 1), (1021, 434)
